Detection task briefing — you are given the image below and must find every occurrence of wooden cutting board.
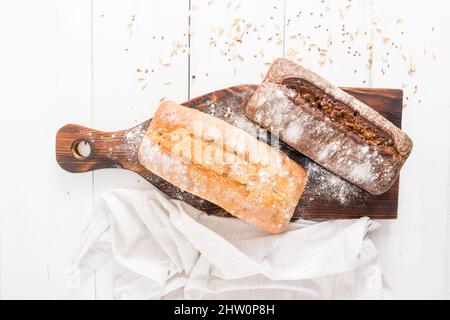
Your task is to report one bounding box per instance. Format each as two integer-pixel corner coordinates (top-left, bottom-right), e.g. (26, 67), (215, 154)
(56, 84), (403, 220)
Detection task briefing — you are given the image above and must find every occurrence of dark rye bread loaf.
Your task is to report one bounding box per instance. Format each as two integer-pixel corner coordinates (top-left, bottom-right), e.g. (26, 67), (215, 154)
(245, 58), (413, 195)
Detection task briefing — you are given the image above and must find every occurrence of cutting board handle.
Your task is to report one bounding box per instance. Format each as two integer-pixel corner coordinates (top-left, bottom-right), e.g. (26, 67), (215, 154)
(55, 124), (127, 173)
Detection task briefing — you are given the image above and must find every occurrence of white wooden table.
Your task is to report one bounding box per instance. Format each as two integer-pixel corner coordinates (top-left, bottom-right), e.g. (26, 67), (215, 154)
(0, 0), (449, 299)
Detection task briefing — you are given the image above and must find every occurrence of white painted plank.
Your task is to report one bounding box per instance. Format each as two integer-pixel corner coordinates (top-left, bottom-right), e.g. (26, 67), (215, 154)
(91, 0), (190, 297)
(91, 0), (190, 203)
(369, 0), (450, 299)
(0, 0), (57, 299)
(50, 0), (96, 299)
(190, 0), (285, 97)
(0, 0), (94, 299)
(285, 0), (371, 87)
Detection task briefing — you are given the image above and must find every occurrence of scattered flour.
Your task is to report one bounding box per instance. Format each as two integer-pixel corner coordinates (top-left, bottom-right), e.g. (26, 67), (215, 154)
(305, 160), (366, 205)
(121, 124), (146, 162)
(284, 121), (303, 145)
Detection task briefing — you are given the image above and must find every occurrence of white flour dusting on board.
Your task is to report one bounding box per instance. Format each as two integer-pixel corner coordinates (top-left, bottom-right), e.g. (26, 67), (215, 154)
(120, 124), (146, 161)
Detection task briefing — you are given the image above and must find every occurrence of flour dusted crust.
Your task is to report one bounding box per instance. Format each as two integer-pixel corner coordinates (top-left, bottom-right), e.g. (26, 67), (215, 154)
(138, 100), (307, 233)
(245, 58), (413, 195)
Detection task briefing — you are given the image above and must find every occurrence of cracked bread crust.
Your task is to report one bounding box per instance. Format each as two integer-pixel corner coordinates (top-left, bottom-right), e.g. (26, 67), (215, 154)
(245, 58), (413, 195)
(138, 100), (307, 233)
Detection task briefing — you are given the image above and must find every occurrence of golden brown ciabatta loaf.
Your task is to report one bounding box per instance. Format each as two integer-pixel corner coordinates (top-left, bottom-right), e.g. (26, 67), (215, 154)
(138, 100), (307, 234)
(245, 58), (413, 195)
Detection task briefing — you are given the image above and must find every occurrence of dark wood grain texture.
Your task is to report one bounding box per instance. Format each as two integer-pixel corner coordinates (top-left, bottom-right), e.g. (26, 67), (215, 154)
(56, 84), (403, 219)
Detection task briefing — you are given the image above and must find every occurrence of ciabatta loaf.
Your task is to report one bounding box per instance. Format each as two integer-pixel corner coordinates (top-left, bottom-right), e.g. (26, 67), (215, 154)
(245, 58), (413, 195)
(138, 100), (307, 233)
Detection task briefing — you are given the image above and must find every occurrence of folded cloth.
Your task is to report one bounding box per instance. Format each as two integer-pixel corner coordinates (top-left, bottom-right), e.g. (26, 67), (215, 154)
(71, 186), (391, 299)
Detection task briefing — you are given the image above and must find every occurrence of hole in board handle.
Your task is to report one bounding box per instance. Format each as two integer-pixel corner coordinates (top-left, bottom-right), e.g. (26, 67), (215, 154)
(72, 140), (91, 159)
